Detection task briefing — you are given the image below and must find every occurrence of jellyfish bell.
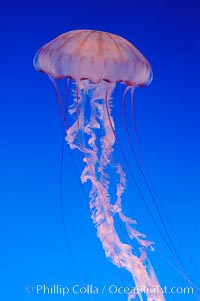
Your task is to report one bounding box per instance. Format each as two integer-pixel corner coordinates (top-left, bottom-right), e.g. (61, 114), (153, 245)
(33, 29), (167, 301)
(33, 29), (153, 87)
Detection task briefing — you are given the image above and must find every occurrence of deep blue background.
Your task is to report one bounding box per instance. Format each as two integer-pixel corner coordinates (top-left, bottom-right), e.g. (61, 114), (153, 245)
(1, 0), (199, 300)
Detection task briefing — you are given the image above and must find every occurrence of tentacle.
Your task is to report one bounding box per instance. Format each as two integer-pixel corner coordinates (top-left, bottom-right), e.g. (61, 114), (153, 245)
(66, 80), (165, 301)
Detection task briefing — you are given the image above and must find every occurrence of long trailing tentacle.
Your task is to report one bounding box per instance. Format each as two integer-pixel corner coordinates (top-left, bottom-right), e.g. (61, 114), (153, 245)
(50, 78), (96, 301)
(124, 87), (200, 293)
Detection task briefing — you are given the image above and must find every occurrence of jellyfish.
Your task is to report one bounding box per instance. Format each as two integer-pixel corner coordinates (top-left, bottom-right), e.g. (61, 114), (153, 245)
(33, 30), (165, 301)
